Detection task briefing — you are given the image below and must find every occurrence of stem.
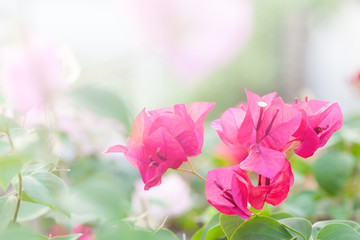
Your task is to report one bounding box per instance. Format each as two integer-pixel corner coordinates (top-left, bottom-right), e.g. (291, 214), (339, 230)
(281, 224), (306, 240)
(12, 173), (22, 224)
(177, 168), (206, 181)
(6, 131), (14, 151)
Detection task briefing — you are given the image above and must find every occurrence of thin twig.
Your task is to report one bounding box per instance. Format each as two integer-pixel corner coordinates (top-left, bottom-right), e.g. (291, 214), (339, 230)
(177, 167), (206, 182)
(154, 216), (168, 233)
(12, 173), (22, 224)
(1, 190), (16, 198)
(6, 131), (14, 151)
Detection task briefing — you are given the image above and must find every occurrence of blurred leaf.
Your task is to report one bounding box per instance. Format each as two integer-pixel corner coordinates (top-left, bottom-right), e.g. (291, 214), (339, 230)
(174, 212), (199, 232)
(219, 214), (245, 239)
(17, 201), (49, 222)
(199, 212), (223, 240)
(289, 155), (312, 175)
(270, 212), (295, 220)
(94, 222), (157, 240)
(70, 177), (130, 220)
(0, 228), (47, 240)
(312, 220), (360, 239)
(0, 154), (27, 189)
(0, 196), (17, 231)
(72, 86), (131, 131)
(0, 115), (20, 133)
(231, 216), (293, 240)
(154, 229), (179, 240)
(50, 234), (82, 240)
(315, 223), (360, 240)
(279, 217), (312, 240)
(313, 152), (354, 195)
(192, 227), (204, 240)
(22, 172), (68, 214)
(282, 191), (316, 218)
(329, 203), (350, 220)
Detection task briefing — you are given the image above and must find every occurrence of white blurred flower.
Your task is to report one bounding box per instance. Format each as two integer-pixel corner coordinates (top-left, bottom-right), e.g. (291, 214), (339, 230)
(131, 173), (192, 229)
(128, 0), (253, 83)
(0, 35), (80, 113)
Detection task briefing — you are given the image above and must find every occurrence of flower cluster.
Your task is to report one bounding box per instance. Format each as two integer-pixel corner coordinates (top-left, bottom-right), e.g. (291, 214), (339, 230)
(107, 90), (342, 220)
(106, 102), (215, 190)
(206, 90), (342, 219)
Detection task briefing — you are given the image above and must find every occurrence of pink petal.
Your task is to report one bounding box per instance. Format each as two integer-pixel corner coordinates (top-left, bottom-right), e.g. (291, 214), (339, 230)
(144, 127), (187, 169)
(249, 161), (293, 209)
(309, 103), (343, 147)
(215, 142), (249, 164)
(240, 145), (286, 179)
(258, 103), (302, 151)
(205, 167), (250, 219)
(212, 107), (248, 147)
(173, 104), (204, 156)
(105, 145), (127, 153)
(186, 102), (215, 135)
(148, 106), (174, 116)
(131, 108), (151, 142)
(245, 89), (277, 126)
(294, 126), (320, 158)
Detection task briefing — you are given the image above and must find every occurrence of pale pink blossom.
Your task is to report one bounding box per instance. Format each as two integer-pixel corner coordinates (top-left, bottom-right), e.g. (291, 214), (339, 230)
(1, 36), (65, 112)
(128, 0), (253, 82)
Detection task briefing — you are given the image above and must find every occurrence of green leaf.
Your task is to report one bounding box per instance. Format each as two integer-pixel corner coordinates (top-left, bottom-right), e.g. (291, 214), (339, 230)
(220, 214), (245, 239)
(312, 220), (360, 239)
(192, 227), (204, 240)
(94, 222), (157, 240)
(231, 216), (293, 240)
(282, 191), (316, 218)
(0, 228), (47, 240)
(154, 229), (179, 240)
(200, 213), (223, 240)
(279, 218), (312, 240)
(315, 223), (360, 240)
(22, 172), (68, 213)
(313, 152), (354, 195)
(0, 115), (20, 133)
(50, 234), (83, 240)
(0, 154), (26, 189)
(71, 86), (131, 131)
(0, 196), (17, 231)
(270, 212), (295, 220)
(205, 225), (225, 240)
(250, 203), (271, 217)
(16, 201), (49, 222)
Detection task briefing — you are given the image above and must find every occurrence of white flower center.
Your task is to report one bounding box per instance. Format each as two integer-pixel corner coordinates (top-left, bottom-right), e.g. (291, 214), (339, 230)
(258, 101), (268, 107)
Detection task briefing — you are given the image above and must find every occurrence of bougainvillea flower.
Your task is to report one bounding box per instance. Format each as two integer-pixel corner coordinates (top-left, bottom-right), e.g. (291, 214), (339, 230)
(293, 99), (343, 158)
(248, 160), (294, 210)
(106, 102), (214, 190)
(205, 166), (251, 219)
(0, 35), (65, 113)
(213, 90), (301, 178)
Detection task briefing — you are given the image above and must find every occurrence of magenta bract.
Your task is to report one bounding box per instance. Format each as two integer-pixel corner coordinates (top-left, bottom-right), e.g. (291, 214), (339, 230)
(106, 102), (214, 190)
(248, 160), (294, 210)
(205, 166), (251, 219)
(210, 90), (343, 217)
(293, 100), (343, 158)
